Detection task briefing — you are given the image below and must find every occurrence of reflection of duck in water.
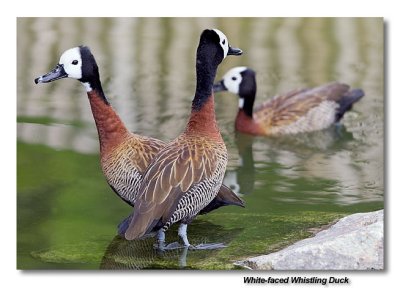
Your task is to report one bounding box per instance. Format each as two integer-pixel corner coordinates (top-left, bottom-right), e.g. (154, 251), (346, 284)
(222, 125), (357, 197)
(100, 235), (186, 269)
(224, 133), (255, 196)
(214, 67), (364, 136)
(217, 67), (363, 192)
(100, 220), (243, 269)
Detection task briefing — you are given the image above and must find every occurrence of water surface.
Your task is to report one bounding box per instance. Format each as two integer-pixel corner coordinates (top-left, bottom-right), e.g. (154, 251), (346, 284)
(17, 17), (384, 269)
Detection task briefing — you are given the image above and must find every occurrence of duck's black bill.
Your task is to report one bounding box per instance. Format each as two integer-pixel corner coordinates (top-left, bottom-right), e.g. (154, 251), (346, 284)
(213, 80), (227, 92)
(34, 64), (67, 84)
(227, 46), (243, 56)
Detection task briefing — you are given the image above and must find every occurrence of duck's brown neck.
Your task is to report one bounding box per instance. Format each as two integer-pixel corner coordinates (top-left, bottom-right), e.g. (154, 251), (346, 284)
(235, 109), (263, 136)
(87, 89), (129, 155)
(185, 95), (221, 138)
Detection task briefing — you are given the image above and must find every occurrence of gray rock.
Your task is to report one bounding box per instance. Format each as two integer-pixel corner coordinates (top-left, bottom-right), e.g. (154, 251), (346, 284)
(236, 210), (383, 270)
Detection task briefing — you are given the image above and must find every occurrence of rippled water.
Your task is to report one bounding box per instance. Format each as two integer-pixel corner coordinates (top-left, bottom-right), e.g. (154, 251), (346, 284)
(17, 17), (384, 269)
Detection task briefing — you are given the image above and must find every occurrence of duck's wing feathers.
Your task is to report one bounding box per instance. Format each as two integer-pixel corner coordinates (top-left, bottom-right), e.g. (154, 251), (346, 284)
(124, 137), (223, 240)
(254, 83), (350, 129)
(129, 136), (167, 172)
(101, 135), (166, 205)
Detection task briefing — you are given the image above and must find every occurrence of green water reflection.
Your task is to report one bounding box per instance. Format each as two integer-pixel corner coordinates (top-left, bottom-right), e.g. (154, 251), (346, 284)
(17, 17), (384, 269)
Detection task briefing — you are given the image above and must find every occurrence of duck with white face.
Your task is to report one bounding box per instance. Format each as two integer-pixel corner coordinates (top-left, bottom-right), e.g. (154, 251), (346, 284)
(123, 29), (243, 250)
(36, 48), (79, 80)
(34, 39), (245, 243)
(214, 66), (364, 136)
(35, 46), (100, 93)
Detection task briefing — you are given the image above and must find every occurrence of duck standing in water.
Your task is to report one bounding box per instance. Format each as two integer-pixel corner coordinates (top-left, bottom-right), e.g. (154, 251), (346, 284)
(35, 46), (165, 206)
(34, 44), (243, 235)
(213, 67), (364, 136)
(124, 29), (243, 249)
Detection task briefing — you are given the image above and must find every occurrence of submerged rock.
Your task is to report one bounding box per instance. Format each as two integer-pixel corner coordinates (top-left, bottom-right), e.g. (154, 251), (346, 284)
(235, 210), (383, 270)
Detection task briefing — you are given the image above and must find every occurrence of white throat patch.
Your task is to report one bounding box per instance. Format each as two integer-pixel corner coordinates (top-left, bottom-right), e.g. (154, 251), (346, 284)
(238, 98), (245, 108)
(82, 82), (92, 92)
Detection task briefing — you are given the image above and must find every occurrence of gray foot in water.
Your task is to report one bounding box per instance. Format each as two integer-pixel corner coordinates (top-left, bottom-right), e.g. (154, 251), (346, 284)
(192, 243), (227, 250)
(156, 241), (227, 250)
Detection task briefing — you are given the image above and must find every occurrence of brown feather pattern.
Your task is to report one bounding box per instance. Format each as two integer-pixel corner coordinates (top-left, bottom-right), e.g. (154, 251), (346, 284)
(125, 133), (228, 240)
(251, 83), (351, 135)
(121, 29), (244, 240)
(101, 134), (166, 204)
(35, 45), (244, 239)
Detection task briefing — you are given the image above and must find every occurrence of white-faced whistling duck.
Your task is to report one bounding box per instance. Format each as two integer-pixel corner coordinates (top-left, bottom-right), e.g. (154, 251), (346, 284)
(124, 29), (243, 249)
(34, 45), (244, 235)
(213, 67), (364, 136)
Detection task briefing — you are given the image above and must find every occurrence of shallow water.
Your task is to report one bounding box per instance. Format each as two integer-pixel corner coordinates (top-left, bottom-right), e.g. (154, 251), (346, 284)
(17, 17), (384, 269)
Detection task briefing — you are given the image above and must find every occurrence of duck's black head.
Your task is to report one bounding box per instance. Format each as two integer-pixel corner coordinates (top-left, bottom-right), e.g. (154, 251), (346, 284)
(192, 29), (242, 111)
(213, 67), (257, 117)
(197, 29), (242, 68)
(34, 46), (101, 92)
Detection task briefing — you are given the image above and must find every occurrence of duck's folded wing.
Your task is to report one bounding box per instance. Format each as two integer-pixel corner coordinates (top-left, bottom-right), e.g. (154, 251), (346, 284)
(254, 83), (350, 129)
(124, 138), (222, 240)
(101, 136), (166, 205)
(126, 136), (166, 173)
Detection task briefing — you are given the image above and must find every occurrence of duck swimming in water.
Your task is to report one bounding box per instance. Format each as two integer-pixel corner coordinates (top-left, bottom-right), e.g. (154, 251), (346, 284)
(214, 67), (364, 136)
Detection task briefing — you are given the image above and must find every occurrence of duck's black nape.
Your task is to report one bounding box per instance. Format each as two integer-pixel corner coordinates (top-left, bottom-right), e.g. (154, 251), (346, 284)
(239, 69), (257, 118)
(79, 46), (109, 104)
(192, 31), (224, 111)
(79, 46), (100, 86)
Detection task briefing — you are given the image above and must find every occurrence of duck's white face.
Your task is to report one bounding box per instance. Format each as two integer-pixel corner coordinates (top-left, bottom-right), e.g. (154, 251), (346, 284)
(213, 29), (229, 58)
(59, 47), (83, 80)
(221, 66), (247, 94)
(35, 46), (95, 92)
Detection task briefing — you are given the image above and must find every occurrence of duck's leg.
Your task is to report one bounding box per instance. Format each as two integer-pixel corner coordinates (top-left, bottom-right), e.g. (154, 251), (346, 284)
(154, 229), (166, 250)
(156, 223), (191, 250)
(157, 223), (227, 250)
(155, 228), (183, 250)
(178, 223), (191, 247)
(178, 223), (227, 250)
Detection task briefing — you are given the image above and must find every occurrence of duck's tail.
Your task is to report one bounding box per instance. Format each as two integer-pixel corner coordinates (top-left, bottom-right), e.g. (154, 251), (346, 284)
(199, 184), (245, 215)
(336, 88), (365, 122)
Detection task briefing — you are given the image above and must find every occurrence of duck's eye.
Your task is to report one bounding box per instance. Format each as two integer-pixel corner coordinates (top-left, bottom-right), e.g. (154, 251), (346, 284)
(232, 77), (237, 81)
(72, 60), (78, 65)
(222, 39), (226, 45)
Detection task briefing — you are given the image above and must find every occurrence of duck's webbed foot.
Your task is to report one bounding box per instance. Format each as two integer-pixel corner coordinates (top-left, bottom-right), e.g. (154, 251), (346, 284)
(154, 224), (228, 251)
(178, 223), (227, 250)
(153, 229), (187, 250)
(192, 243), (227, 250)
